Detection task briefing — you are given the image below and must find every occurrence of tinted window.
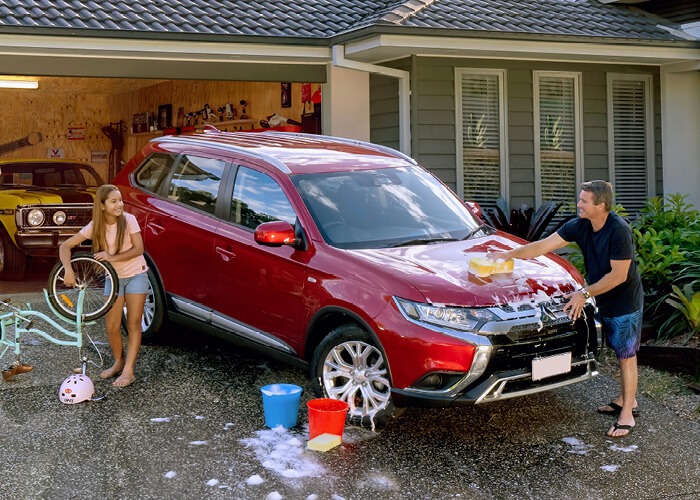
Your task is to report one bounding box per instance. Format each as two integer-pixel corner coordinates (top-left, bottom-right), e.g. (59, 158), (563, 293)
(231, 167), (296, 229)
(167, 155), (225, 215)
(0, 162), (103, 188)
(134, 153), (177, 193)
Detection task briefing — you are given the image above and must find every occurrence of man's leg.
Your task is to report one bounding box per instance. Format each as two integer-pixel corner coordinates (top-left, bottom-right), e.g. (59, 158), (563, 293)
(608, 355), (637, 437)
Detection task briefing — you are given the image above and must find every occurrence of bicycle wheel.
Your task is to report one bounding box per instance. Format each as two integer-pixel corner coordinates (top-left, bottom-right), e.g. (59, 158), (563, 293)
(48, 252), (119, 322)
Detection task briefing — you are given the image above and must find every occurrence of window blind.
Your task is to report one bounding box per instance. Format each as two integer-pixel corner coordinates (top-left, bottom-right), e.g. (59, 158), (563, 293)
(460, 73), (502, 212)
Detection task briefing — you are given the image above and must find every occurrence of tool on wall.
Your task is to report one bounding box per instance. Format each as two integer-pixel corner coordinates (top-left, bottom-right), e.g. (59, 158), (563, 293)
(240, 100), (249, 119)
(101, 121), (125, 181)
(0, 132), (42, 157)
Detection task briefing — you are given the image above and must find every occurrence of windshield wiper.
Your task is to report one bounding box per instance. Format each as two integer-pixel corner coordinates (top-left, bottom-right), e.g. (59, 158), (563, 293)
(462, 223), (492, 241)
(388, 237), (458, 248)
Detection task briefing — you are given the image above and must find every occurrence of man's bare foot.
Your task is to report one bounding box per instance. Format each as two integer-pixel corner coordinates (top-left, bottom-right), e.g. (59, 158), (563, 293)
(113, 373), (136, 387)
(607, 417), (635, 438)
(100, 360), (125, 379)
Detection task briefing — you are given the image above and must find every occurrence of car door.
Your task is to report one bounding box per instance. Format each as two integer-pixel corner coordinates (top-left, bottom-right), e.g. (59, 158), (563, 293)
(144, 151), (229, 305)
(210, 163), (309, 353)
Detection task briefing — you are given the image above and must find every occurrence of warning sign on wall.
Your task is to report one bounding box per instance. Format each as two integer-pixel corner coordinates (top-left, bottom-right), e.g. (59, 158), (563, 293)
(67, 127), (85, 140)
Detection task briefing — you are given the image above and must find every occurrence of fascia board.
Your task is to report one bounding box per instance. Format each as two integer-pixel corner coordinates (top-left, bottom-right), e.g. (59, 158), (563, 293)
(0, 34), (331, 64)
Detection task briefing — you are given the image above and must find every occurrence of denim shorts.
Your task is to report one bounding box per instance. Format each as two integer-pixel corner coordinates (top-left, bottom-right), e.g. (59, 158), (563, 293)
(104, 272), (149, 297)
(601, 308), (643, 360)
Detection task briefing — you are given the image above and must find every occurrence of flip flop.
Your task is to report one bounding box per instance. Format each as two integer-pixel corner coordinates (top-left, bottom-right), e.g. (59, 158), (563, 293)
(607, 422), (634, 438)
(113, 375), (136, 387)
(598, 402), (639, 416)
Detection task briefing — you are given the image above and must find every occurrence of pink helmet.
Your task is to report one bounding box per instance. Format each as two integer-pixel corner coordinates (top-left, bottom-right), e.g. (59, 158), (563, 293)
(59, 374), (94, 404)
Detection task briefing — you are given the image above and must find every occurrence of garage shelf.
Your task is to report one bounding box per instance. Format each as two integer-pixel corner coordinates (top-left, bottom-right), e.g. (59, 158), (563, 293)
(130, 119), (258, 137)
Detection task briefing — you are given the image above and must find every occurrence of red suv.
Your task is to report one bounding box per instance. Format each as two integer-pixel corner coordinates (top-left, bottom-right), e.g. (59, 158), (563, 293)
(113, 129), (599, 425)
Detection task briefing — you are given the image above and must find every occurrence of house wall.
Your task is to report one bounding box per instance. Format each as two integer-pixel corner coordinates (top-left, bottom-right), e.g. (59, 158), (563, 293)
(322, 65), (370, 141)
(371, 57), (663, 210)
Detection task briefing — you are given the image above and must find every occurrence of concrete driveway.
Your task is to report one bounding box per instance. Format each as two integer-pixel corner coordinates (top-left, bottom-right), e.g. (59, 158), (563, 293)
(1, 292), (698, 500)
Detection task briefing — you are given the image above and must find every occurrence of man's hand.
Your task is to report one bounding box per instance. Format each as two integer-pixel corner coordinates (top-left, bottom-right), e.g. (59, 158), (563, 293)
(62, 268), (77, 288)
(563, 290), (588, 320)
(486, 249), (516, 263)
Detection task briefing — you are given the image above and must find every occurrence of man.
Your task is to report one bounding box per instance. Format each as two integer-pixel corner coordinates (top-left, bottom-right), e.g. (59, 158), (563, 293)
(490, 180), (644, 438)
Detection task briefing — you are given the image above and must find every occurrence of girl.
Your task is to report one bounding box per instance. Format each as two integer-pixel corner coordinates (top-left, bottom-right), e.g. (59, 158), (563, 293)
(59, 184), (148, 387)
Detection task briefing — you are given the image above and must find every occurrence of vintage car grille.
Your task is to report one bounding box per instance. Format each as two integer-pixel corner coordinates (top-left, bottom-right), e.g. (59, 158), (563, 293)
(17, 203), (93, 229)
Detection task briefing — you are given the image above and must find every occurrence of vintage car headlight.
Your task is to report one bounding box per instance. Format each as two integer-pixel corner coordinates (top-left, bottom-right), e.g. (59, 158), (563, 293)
(27, 208), (45, 226)
(53, 211), (67, 225)
(395, 297), (501, 332)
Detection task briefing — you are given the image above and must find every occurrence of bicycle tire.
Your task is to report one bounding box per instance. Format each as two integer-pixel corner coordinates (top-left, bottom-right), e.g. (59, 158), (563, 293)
(48, 252), (119, 322)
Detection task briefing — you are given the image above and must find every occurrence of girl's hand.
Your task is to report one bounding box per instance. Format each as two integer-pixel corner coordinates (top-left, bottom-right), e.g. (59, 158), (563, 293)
(94, 251), (114, 262)
(63, 268), (77, 287)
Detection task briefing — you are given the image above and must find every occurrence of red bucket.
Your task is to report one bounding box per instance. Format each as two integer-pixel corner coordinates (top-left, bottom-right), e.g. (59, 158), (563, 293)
(307, 398), (349, 440)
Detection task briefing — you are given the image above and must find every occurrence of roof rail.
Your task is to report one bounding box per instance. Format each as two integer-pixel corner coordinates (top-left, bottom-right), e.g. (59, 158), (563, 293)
(152, 135), (292, 173)
(264, 131), (418, 165)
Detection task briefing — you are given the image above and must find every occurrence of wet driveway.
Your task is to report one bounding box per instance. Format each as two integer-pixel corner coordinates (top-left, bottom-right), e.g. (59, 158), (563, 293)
(1, 292), (699, 499)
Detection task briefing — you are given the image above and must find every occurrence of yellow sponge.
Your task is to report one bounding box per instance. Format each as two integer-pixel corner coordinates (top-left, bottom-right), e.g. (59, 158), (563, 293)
(307, 433), (341, 452)
(469, 257), (514, 278)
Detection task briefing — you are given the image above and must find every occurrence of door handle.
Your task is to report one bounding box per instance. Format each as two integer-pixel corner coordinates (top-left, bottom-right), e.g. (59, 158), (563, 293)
(146, 221), (164, 235)
(215, 246), (236, 262)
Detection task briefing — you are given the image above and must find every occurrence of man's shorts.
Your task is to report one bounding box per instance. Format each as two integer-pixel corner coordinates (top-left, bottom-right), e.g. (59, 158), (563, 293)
(104, 272), (149, 297)
(601, 308), (643, 360)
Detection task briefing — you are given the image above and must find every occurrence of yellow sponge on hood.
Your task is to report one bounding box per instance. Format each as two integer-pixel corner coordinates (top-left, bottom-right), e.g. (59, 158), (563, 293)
(469, 257), (514, 278)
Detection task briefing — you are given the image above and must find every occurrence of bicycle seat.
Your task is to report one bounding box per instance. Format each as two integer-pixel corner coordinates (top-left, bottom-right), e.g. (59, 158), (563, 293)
(2, 363), (34, 382)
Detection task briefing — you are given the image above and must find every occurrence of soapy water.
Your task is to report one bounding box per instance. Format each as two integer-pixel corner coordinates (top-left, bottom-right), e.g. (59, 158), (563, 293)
(562, 437), (594, 455)
(261, 384), (302, 397)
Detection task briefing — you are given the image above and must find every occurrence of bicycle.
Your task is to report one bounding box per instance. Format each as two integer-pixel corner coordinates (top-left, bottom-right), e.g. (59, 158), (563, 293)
(1, 253), (118, 394)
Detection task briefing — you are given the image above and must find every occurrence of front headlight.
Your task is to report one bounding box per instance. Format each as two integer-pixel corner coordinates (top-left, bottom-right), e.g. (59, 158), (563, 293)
(27, 208), (45, 226)
(53, 211), (67, 225)
(395, 297), (501, 332)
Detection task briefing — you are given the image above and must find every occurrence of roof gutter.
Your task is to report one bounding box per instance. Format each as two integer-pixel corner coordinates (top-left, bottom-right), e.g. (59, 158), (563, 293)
(332, 45), (411, 156)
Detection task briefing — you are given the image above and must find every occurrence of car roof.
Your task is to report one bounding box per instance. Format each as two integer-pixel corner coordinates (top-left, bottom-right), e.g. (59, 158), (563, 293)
(152, 130), (416, 175)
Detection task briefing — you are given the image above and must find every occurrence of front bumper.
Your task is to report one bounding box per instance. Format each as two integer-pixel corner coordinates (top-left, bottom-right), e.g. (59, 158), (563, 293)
(15, 230), (90, 254)
(392, 352), (598, 408)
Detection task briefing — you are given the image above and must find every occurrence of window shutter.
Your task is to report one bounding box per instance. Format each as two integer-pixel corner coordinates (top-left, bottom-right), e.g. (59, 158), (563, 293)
(609, 77), (651, 214)
(459, 73), (503, 212)
(537, 76), (578, 222)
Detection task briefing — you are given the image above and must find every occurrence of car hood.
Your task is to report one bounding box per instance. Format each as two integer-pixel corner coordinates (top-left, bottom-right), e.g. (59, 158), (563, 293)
(347, 234), (581, 307)
(1, 187), (96, 205)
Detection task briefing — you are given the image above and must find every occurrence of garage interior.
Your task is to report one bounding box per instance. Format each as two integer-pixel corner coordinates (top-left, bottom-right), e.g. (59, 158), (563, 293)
(0, 76), (323, 183)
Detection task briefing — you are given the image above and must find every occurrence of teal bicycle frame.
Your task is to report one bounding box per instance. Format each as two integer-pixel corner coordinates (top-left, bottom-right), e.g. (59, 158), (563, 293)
(0, 288), (96, 368)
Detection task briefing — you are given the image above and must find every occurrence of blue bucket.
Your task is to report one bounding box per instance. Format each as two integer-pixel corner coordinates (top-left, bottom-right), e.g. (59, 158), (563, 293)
(260, 384), (303, 429)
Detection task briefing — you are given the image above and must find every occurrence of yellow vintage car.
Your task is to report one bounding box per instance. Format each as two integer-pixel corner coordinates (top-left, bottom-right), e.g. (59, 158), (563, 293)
(0, 159), (104, 280)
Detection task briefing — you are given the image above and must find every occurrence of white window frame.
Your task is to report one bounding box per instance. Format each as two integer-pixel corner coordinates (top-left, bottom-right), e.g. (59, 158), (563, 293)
(454, 68), (509, 206)
(533, 71), (584, 207)
(606, 73), (655, 200)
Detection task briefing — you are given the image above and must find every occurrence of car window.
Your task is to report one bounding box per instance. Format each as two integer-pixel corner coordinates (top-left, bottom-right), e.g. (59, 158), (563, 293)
(134, 153), (178, 193)
(0, 163), (102, 187)
(166, 155), (225, 215)
(230, 166), (296, 230)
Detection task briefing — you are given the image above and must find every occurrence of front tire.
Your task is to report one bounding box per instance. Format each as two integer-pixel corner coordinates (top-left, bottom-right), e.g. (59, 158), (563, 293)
(122, 266), (166, 344)
(310, 324), (404, 427)
(0, 229), (26, 281)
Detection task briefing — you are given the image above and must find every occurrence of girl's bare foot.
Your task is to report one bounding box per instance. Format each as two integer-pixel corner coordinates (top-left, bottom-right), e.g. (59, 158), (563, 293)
(113, 372), (136, 387)
(100, 360), (125, 379)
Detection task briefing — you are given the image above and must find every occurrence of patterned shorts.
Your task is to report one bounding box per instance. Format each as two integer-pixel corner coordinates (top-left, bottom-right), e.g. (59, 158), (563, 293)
(601, 308), (643, 360)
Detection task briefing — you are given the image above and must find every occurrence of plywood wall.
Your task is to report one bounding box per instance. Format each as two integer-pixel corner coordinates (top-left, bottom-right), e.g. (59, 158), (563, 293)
(0, 90), (114, 181)
(110, 80), (322, 162)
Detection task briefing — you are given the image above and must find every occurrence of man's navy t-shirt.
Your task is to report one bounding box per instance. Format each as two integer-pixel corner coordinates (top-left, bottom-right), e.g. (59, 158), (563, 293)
(557, 212), (643, 317)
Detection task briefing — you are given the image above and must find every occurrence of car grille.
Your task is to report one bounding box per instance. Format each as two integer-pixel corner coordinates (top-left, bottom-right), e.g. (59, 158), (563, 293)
(17, 204), (93, 229)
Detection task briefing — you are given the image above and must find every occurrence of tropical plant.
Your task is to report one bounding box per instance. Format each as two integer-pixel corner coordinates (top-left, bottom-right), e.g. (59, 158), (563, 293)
(659, 281), (700, 344)
(465, 113), (487, 149)
(542, 115), (563, 151)
(483, 198), (574, 242)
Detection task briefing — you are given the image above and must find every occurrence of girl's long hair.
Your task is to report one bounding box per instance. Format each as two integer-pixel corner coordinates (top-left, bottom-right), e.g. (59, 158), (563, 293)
(92, 184), (126, 254)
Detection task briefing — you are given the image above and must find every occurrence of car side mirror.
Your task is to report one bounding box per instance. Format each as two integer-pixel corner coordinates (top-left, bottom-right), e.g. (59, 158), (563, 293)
(254, 221), (297, 248)
(466, 201), (483, 219)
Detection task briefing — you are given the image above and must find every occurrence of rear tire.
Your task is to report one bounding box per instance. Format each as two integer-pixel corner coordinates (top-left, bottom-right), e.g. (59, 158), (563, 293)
(121, 266), (166, 344)
(310, 324), (404, 428)
(0, 229), (26, 281)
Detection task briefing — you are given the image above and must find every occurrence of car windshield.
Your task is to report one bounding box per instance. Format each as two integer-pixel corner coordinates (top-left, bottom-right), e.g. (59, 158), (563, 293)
(293, 166), (489, 249)
(0, 162), (103, 188)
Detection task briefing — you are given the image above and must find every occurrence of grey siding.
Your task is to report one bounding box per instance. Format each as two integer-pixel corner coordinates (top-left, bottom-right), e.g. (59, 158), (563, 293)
(369, 59), (411, 153)
(404, 57), (663, 209)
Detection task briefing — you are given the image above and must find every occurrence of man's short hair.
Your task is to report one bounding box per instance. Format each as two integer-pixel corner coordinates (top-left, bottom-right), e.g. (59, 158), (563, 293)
(580, 180), (614, 211)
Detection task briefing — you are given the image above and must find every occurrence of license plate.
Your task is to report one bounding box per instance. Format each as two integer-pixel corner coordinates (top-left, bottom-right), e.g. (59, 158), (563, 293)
(532, 352), (572, 381)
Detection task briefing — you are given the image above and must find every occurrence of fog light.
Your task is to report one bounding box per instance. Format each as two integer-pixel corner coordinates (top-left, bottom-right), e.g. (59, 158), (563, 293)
(53, 211), (67, 225)
(425, 374), (442, 387)
(28, 209), (45, 226)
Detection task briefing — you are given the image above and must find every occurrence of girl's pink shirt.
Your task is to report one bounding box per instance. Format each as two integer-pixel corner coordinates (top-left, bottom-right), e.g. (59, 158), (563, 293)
(79, 212), (148, 279)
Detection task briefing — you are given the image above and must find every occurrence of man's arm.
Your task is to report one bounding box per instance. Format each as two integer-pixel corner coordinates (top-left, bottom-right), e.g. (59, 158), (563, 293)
(489, 232), (569, 261)
(563, 259), (631, 319)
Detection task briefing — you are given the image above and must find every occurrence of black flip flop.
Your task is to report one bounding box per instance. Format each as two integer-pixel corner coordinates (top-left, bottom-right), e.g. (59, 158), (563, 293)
(607, 422), (634, 438)
(598, 402), (639, 416)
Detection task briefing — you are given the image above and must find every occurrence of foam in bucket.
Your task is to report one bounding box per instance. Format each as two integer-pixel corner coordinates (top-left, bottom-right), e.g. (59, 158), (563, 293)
(261, 384), (303, 429)
(307, 398), (349, 440)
